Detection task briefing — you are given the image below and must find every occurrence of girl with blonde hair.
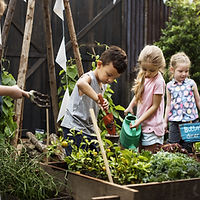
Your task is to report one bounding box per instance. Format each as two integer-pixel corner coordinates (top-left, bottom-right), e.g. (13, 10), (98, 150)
(124, 45), (166, 152)
(164, 52), (200, 153)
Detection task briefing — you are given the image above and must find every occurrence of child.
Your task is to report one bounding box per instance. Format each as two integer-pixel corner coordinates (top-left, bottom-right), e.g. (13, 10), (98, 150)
(164, 52), (200, 153)
(0, 85), (29, 99)
(124, 45), (166, 152)
(61, 46), (127, 154)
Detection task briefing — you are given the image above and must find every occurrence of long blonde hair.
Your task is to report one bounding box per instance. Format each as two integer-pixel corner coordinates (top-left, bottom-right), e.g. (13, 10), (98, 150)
(169, 52), (191, 79)
(133, 45), (166, 103)
(0, 0), (6, 17)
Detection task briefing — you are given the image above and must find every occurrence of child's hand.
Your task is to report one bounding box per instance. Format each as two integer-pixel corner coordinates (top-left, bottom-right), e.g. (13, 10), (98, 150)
(130, 119), (140, 129)
(164, 121), (169, 133)
(10, 85), (29, 99)
(124, 107), (134, 116)
(98, 98), (109, 111)
(102, 98), (109, 111)
(97, 94), (109, 111)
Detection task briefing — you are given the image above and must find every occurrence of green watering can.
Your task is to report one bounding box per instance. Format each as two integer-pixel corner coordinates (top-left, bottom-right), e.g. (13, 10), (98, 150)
(120, 113), (141, 150)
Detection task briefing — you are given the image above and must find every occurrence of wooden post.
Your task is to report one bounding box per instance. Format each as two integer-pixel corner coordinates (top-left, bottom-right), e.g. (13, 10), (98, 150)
(1, 0), (17, 53)
(43, 0), (59, 134)
(63, 0), (84, 77)
(13, 0), (36, 146)
(89, 108), (113, 183)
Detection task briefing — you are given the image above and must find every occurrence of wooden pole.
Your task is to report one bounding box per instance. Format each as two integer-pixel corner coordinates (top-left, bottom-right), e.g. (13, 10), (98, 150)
(43, 0), (59, 134)
(1, 0), (17, 52)
(89, 108), (113, 183)
(45, 106), (49, 164)
(13, 0), (36, 146)
(63, 0), (84, 77)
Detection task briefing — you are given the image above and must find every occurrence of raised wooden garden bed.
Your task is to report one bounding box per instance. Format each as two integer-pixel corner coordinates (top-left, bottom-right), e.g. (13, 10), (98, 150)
(42, 162), (200, 200)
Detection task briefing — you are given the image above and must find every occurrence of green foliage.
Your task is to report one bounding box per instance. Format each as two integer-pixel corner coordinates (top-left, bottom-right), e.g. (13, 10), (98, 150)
(63, 130), (200, 184)
(64, 130), (151, 184)
(0, 71), (17, 143)
(0, 142), (61, 199)
(144, 151), (200, 182)
(193, 142), (200, 153)
(155, 0), (200, 88)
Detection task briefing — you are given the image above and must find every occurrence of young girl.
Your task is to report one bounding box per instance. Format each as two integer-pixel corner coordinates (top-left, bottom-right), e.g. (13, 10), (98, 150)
(124, 45), (166, 152)
(164, 52), (200, 153)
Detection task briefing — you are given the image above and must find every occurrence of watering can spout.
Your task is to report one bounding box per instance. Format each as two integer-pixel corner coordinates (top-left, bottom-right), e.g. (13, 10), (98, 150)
(119, 113), (141, 150)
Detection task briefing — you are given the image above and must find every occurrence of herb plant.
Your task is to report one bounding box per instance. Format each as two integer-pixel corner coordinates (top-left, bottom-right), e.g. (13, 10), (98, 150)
(144, 151), (200, 182)
(62, 130), (200, 185)
(63, 130), (151, 185)
(0, 142), (62, 200)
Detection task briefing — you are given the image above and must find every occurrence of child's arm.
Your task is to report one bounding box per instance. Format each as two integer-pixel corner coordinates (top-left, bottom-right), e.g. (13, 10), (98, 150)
(130, 94), (162, 128)
(0, 85), (29, 99)
(193, 82), (200, 110)
(164, 88), (171, 131)
(77, 74), (99, 102)
(124, 96), (136, 115)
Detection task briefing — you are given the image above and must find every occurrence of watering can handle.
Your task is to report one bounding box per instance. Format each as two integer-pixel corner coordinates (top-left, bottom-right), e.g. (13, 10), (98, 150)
(98, 93), (109, 114)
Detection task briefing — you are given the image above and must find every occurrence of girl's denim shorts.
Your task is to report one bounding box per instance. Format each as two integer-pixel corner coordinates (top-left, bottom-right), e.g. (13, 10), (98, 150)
(141, 131), (164, 146)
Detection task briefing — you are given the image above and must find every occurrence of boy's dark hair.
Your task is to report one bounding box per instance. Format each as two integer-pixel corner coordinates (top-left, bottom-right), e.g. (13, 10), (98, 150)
(100, 46), (127, 73)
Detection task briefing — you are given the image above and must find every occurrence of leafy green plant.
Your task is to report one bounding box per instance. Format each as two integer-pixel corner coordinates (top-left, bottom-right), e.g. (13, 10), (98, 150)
(0, 70), (18, 144)
(0, 142), (62, 199)
(193, 142), (200, 153)
(155, 0), (200, 89)
(64, 130), (152, 184)
(144, 151), (200, 182)
(63, 131), (200, 184)
(47, 136), (67, 157)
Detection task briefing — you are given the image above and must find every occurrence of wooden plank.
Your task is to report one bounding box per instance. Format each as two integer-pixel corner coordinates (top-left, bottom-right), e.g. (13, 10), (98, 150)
(26, 57), (46, 80)
(67, 171), (137, 200)
(42, 162), (200, 200)
(127, 178), (200, 200)
(13, 0), (36, 146)
(92, 195), (120, 200)
(11, 20), (43, 54)
(64, 0), (84, 77)
(43, 0), (59, 134)
(65, 0), (121, 51)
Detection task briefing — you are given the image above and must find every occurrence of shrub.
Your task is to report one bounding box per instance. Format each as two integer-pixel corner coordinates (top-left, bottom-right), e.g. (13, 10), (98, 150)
(155, 0), (200, 89)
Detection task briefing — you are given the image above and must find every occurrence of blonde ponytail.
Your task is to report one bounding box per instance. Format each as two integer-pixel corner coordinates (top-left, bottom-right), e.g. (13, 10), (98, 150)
(132, 69), (145, 103)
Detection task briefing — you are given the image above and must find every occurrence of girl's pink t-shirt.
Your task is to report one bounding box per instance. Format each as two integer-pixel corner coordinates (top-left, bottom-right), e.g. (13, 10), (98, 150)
(137, 72), (165, 136)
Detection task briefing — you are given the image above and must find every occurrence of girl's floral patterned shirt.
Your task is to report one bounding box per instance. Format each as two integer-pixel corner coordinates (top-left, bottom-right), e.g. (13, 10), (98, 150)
(167, 78), (199, 122)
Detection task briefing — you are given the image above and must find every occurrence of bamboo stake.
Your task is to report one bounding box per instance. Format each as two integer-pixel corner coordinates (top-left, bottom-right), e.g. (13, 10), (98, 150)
(43, 0), (59, 134)
(63, 0), (84, 77)
(13, 0), (36, 146)
(45, 106), (49, 164)
(89, 108), (113, 183)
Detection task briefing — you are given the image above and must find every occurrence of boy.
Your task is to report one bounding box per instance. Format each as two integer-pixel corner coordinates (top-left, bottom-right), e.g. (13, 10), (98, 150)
(61, 46), (127, 154)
